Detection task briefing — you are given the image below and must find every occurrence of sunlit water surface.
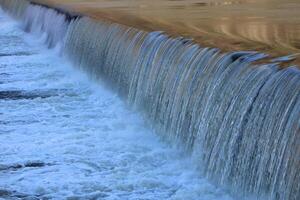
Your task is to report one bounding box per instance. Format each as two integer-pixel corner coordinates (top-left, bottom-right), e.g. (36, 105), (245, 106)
(0, 11), (233, 200)
(38, 0), (300, 63)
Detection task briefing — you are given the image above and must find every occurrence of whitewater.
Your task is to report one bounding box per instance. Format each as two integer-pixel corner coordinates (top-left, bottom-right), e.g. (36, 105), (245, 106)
(0, 9), (232, 200)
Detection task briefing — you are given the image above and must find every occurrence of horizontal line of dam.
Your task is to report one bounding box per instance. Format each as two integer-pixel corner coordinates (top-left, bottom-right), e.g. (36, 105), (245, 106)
(30, 0), (300, 67)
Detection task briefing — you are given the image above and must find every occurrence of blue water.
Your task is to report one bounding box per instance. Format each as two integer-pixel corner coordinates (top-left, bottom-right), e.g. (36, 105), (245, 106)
(0, 10), (232, 200)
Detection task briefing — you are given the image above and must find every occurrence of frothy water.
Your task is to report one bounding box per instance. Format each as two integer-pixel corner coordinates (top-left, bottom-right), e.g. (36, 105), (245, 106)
(1, 0), (300, 199)
(0, 10), (232, 200)
(63, 15), (300, 200)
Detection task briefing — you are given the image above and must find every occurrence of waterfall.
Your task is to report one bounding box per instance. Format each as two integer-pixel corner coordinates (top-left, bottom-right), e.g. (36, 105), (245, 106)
(1, 0), (79, 49)
(0, 0), (29, 19)
(22, 4), (68, 48)
(1, 1), (299, 199)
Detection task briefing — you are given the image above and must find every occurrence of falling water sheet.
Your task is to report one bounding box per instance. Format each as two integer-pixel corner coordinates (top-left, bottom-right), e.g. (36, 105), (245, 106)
(0, 9), (233, 200)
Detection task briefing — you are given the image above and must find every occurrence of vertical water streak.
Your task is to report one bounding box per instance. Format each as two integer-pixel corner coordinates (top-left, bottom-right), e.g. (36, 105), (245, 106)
(62, 17), (300, 199)
(1, 1), (300, 199)
(0, 0), (29, 19)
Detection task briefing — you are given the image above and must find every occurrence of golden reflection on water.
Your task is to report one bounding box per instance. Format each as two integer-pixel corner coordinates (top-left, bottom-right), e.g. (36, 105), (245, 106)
(39, 0), (300, 63)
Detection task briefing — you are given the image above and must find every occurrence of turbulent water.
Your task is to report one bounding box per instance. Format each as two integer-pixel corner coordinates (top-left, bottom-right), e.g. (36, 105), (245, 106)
(64, 15), (300, 200)
(0, 10), (234, 200)
(1, 0), (300, 199)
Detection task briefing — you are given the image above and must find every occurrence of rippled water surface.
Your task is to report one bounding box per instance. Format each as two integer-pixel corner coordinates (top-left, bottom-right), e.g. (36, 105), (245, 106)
(39, 0), (300, 62)
(0, 11), (232, 200)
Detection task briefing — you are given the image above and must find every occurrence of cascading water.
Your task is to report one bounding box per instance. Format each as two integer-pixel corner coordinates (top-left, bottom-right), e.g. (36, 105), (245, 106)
(0, 0), (78, 49)
(22, 4), (68, 48)
(0, 0), (28, 19)
(1, 0), (299, 199)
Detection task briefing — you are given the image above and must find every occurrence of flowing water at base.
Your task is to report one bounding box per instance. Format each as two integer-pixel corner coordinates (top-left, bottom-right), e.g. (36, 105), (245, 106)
(0, 11), (232, 200)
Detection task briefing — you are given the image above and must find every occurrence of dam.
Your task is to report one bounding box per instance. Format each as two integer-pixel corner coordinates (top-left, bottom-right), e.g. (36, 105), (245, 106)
(0, 0), (299, 199)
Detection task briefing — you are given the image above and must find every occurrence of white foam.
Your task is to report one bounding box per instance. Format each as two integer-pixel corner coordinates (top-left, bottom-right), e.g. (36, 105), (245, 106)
(0, 10), (232, 200)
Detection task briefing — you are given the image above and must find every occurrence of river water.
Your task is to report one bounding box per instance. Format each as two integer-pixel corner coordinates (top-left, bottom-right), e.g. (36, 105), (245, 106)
(40, 0), (300, 65)
(0, 10), (232, 200)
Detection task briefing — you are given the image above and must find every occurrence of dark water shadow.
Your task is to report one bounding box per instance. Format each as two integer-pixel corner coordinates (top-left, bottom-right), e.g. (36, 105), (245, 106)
(0, 89), (72, 100)
(0, 90), (53, 100)
(0, 52), (34, 57)
(0, 161), (49, 171)
(0, 189), (42, 200)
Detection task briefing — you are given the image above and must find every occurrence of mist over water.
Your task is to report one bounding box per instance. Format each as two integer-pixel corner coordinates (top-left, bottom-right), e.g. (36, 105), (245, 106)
(0, 10), (232, 200)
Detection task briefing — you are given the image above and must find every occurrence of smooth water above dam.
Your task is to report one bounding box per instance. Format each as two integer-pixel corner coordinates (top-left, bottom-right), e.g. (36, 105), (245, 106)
(1, 0), (300, 199)
(32, 0), (300, 65)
